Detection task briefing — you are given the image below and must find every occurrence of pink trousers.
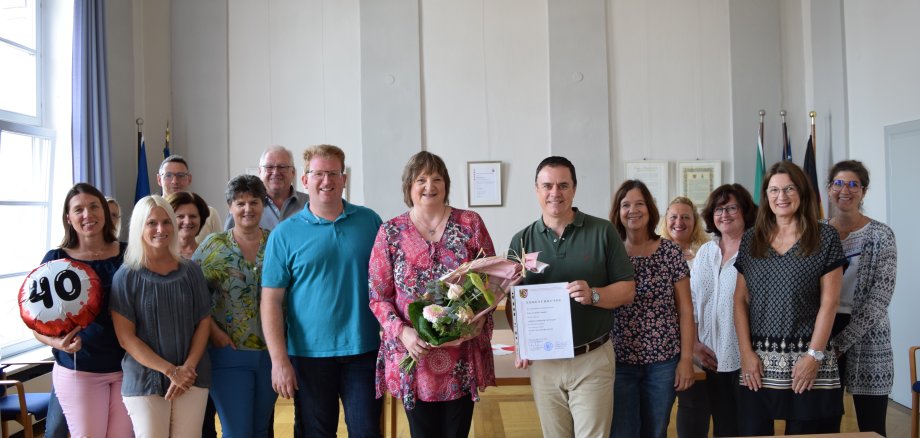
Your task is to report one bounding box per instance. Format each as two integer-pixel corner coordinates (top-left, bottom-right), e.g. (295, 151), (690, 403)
(52, 364), (133, 438)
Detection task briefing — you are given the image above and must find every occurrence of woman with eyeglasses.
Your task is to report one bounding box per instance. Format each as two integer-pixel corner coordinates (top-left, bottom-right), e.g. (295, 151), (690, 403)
(825, 160), (897, 436)
(733, 161), (846, 435)
(678, 184), (756, 437)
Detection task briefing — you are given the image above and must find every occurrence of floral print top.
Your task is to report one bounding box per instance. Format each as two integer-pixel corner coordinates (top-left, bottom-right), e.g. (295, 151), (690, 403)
(368, 208), (496, 409)
(192, 229), (270, 351)
(612, 238), (690, 364)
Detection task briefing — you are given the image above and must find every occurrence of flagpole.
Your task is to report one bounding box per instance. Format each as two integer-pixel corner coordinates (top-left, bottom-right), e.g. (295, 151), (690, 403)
(809, 111), (816, 151)
(780, 110), (791, 161)
(810, 111), (823, 218)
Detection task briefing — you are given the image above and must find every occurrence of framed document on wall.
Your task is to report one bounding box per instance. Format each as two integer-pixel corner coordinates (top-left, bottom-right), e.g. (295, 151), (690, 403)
(677, 161), (721, 209)
(625, 160), (669, 214)
(467, 161), (502, 207)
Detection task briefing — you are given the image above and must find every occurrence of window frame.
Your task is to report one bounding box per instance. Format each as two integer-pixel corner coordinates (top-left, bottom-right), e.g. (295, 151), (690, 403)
(0, 0), (43, 126)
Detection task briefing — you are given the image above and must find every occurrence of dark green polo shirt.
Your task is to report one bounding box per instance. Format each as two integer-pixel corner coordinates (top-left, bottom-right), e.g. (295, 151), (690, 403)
(509, 208), (634, 346)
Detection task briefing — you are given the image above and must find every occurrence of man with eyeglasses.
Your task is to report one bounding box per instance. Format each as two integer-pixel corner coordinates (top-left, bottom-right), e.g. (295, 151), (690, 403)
(156, 154), (222, 243)
(224, 145), (309, 230)
(261, 144), (383, 437)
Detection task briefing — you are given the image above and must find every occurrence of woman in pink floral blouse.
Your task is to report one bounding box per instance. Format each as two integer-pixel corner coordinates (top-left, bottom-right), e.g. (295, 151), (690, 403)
(368, 151), (496, 437)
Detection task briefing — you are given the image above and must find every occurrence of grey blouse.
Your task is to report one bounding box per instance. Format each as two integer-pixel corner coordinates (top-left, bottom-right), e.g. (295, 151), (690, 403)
(111, 260), (212, 397)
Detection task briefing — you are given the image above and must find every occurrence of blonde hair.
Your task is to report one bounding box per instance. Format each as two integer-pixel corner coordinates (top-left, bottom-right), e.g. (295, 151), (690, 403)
(124, 195), (181, 270)
(659, 196), (709, 252)
(302, 144), (345, 174)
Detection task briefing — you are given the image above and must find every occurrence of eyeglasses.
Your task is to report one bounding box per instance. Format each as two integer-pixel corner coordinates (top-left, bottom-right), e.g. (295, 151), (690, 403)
(159, 172), (190, 180)
(261, 164), (294, 172)
(766, 185), (797, 198)
(829, 179), (862, 192)
(714, 204), (740, 217)
(306, 170), (344, 180)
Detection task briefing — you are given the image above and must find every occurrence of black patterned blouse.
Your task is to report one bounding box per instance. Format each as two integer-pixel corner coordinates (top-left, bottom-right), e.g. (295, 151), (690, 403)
(612, 238), (689, 365)
(735, 222), (847, 419)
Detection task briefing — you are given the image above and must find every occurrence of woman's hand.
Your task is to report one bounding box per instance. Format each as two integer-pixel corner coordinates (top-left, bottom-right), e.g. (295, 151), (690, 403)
(164, 381), (186, 401)
(166, 364), (198, 391)
(693, 341), (718, 371)
(674, 358), (695, 391)
(209, 325), (236, 349)
(791, 354), (819, 394)
(55, 327), (83, 354)
(739, 350), (763, 391)
(398, 326), (430, 361)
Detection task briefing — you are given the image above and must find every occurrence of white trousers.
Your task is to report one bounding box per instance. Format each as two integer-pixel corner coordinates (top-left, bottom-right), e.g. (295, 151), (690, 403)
(122, 386), (209, 438)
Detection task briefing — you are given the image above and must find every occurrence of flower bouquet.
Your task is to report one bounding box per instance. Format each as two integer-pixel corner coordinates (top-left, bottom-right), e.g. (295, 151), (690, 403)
(400, 251), (547, 372)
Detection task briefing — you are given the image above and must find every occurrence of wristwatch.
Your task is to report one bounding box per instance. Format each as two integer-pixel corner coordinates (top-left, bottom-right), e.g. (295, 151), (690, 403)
(591, 288), (600, 305)
(806, 348), (826, 362)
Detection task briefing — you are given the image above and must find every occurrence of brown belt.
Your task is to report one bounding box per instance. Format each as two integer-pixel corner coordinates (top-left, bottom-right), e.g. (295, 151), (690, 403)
(573, 333), (610, 357)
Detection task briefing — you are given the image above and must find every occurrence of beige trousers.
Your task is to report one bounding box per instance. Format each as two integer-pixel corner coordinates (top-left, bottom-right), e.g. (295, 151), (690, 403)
(529, 341), (616, 438)
(122, 386), (209, 438)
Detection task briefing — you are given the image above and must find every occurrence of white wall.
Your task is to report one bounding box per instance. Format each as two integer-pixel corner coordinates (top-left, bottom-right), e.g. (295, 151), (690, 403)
(843, 0), (920, 407)
(108, 0), (918, 406)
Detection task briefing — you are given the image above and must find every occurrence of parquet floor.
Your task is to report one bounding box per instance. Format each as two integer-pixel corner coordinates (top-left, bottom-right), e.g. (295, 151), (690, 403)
(261, 386), (911, 437)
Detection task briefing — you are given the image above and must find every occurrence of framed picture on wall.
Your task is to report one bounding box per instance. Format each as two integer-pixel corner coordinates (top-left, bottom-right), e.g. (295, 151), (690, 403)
(677, 160), (721, 209)
(467, 161), (503, 207)
(625, 160), (669, 214)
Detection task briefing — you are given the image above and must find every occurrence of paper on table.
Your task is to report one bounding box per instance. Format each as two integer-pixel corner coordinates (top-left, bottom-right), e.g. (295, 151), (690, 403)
(511, 282), (574, 360)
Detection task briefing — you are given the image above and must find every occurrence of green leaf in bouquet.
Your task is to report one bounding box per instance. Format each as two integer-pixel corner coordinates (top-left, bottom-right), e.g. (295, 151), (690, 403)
(468, 272), (487, 294)
(482, 288), (495, 306)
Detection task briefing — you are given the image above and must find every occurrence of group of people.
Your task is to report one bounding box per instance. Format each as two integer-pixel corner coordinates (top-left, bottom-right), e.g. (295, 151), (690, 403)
(33, 143), (896, 438)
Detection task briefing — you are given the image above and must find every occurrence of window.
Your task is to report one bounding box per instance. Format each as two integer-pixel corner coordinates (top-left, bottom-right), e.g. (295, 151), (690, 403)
(0, 0), (40, 124)
(0, 0), (73, 358)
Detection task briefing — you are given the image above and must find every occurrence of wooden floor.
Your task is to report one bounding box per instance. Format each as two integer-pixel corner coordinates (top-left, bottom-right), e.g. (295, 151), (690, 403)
(260, 387), (912, 438)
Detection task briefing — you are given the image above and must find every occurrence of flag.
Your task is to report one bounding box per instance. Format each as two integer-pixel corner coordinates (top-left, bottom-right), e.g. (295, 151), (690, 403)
(164, 121), (171, 158)
(803, 135), (824, 218)
(754, 122), (766, 205)
(782, 119), (792, 161)
(135, 132), (151, 203)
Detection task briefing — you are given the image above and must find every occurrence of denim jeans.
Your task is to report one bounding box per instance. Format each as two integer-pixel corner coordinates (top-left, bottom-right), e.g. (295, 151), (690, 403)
(44, 386), (68, 438)
(290, 350), (381, 438)
(209, 347), (277, 438)
(611, 355), (679, 438)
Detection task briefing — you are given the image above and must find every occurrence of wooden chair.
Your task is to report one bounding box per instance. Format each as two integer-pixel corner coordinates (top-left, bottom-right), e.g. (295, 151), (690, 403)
(911, 345), (919, 438)
(0, 364), (52, 438)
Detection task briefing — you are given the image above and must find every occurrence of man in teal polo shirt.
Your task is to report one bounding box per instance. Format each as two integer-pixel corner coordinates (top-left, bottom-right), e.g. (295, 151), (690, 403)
(261, 144), (383, 437)
(509, 156), (636, 437)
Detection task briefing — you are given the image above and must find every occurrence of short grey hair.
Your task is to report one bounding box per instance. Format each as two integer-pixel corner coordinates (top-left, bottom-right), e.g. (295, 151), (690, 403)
(259, 146), (295, 167)
(124, 195), (180, 270)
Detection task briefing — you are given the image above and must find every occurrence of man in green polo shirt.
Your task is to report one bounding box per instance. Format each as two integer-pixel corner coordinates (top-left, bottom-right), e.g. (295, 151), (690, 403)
(508, 156), (636, 438)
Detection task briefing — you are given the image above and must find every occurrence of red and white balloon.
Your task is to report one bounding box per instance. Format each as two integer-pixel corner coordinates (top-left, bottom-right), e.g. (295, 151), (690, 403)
(18, 259), (103, 337)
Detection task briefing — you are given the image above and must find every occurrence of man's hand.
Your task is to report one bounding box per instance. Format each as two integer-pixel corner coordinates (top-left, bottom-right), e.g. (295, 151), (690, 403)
(567, 280), (593, 305)
(271, 357), (299, 399)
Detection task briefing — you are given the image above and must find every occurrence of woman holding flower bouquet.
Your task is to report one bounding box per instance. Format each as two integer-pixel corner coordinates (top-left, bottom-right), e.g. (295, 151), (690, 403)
(369, 151), (496, 437)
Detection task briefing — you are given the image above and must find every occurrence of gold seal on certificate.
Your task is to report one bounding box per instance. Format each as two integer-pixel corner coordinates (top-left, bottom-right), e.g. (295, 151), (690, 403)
(511, 282), (574, 360)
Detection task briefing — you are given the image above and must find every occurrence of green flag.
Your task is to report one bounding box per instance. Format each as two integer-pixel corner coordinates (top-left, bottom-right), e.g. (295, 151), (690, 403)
(754, 122), (765, 204)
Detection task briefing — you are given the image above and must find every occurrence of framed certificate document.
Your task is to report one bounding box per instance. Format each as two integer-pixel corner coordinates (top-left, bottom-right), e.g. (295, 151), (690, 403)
(510, 283), (574, 360)
(677, 160), (721, 209)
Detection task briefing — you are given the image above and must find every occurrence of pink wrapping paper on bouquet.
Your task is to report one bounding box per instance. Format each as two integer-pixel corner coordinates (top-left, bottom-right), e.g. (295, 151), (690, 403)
(439, 252), (548, 322)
